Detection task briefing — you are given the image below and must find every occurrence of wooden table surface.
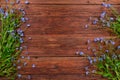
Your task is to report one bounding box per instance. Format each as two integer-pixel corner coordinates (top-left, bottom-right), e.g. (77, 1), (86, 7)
(1, 0), (120, 80)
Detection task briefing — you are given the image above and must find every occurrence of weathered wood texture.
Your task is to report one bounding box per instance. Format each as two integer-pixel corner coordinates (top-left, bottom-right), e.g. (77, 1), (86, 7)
(1, 0), (120, 80)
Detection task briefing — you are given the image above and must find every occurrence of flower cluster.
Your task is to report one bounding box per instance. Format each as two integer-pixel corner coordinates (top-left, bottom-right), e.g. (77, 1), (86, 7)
(78, 2), (120, 80)
(0, 0), (35, 79)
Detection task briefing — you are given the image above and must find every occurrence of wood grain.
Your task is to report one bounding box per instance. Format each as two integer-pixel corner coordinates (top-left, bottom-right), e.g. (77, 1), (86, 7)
(14, 0), (120, 5)
(1, 0), (120, 80)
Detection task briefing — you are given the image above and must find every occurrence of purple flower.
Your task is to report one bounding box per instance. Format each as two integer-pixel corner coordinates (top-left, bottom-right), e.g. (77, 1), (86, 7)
(98, 58), (103, 61)
(32, 64), (36, 68)
(85, 24), (88, 28)
(21, 56), (25, 59)
(89, 60), (93, 64)
(94, 37), (100, 42)
(75, 51), (79, 55)
(16, 0), (20, 4)
(27, 56), (31, 60)
(87, 46), (91, 50)
(28, 37), (32, 40)
(102, 2), (112, 8)
(17, 74), (22, 78)
(5, 12), (9, 17)
(0, 8), (4, 14)
(28, 75), (32, 79)
(110, 40), (115, 45)
(19, 38), (24, 43)
(87, 56), (92, 61)
(5, 0), (9, 3)
(92, 70), (96, 73)
(17, 66), (21, 69)
(107, 22), (110, 27)
(27, 24), (31, 27)
(19, 47), (23, 51)
(100, 11), (106, 18)
(102, 2), (108, 7)
(25, 0), (30, 4)
(107, 4), (112, 8)
(93, 19), (98, 25)
(85, 71), (89, 75)
(79, 51), (84, 56)
(23, 62), (27, 66)
(93, 58), (97, 63)
(105, 50), (109, 53)
(25, 17), (29, 21)
(17, 60), (21, 63)
(92, 48), (96, 52)
(110, 17), (114, 21)
(22, 11), (26, 16)
(21, 17), (26, 22)
(13, 64), (16, 66)
(87, 39), (90, 44)
(117, 46), (120, 49)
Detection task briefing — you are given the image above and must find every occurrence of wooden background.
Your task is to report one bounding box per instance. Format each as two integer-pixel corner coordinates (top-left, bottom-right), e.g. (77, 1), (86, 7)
(1, 0), (120, 80)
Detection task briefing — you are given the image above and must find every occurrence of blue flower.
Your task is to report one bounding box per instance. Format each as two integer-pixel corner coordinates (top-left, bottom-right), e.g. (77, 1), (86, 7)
(16, 0), (20, 4)
(85, 24), (88, 28)
(107, 22), (110, 27)
(105, 50), (109, 53)
(98, 58), (103, 61)
(89, 60), (93, 64)
(28, 75), (31, 79)
(27, 56), (31, 60)
(0, 8), (4, 14)
(17, 66), (21, 69)
(87, 39), (90, 44)
(23, 62), (27, 66)
(21, 56), (25, 59)
(32, 64), (36, 68)
(100, 11), (106, 18)
(85, 71), (89, 75)
(87, 56), (92, 61)
(79, 51), (84, 56)
(19, 38), (24, 43)
(17, 74), (22, 78)
(110, 17), (114, 21)
(17, 60), (21, 63)
(21, 17), (26, 22)
(27, 24), (31, 27)
(93, 19), (98, 25)
(25, 0), (30, 4)
(28, 37), (32, 40)
(117, 46), (120, 49)
(102, 2), (112, 8)
(93, 58), (97, 63)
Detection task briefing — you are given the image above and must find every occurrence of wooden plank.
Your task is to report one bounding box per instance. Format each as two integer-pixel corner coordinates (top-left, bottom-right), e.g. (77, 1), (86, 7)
(1, 0), (120, 4)
(24, 5), (106, 16)
(22, 35), (116, 57)
(0, 75), (107, 80)
(28, 0), (120, 5)
(25, 27), (112, 35)
(18, 57), (90, 74)
(25, 5), (120, 16)
(24, 16), (113, 35)
(15, 74), (107, 80)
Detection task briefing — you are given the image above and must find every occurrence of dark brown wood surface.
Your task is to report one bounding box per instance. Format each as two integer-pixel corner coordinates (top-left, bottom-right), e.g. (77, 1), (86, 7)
(1, 0), (120, 80)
